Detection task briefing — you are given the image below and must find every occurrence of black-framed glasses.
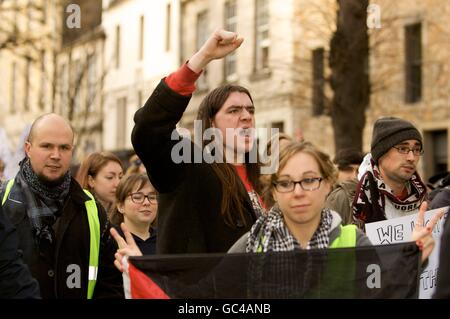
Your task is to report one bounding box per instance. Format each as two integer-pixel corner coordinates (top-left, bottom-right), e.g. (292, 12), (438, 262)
(129, 192), (158, 204)
(273, 177), (323, 193)
(392, 146), (424, 156)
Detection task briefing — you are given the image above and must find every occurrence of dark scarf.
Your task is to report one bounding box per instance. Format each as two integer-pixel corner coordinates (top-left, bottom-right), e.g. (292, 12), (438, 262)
(246, 206), (333, 252)
(17, 158), (71, 245)
(353, 157), (427, 225)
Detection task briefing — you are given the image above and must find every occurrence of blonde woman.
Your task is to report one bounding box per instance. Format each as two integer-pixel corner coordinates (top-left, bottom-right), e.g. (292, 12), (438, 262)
(229, 142), (442, 259)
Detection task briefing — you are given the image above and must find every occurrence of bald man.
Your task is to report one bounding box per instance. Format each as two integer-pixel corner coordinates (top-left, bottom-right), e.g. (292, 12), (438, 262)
(0, 113), (123, 299)
(25, 114), (74, 186)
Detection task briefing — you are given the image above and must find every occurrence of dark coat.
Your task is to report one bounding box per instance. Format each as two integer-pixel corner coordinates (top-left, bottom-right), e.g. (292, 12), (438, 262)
(0, 178), (123, 299)
(325, 179), (358, 225)
(434, 213), (450, 299)
(131, 79), (256, 254)
(0, 204), (40, 298)
(429, 187), (450, 210)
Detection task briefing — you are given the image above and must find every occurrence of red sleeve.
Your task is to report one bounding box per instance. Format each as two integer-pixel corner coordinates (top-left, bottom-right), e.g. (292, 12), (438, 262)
(164, 63), (202, 96)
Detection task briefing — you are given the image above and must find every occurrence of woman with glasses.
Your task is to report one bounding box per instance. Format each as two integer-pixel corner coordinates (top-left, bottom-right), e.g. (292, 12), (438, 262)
(229, 142), (442, 258)
(229, 142), (370, 252)
(110, 174), (158, 255)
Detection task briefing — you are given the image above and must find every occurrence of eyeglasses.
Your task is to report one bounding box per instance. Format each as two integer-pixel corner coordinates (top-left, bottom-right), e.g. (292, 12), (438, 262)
(392, 146), (424, 156)
(129, 192), (158, 204)
(273, 177), (323, 193)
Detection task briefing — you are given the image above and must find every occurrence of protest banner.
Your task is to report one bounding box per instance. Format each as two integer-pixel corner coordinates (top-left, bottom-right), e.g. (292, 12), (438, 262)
(365, 207), (448, 299)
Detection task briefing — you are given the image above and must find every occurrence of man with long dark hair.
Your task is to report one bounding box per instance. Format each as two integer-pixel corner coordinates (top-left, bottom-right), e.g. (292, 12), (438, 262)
(131, 29), (264, 254)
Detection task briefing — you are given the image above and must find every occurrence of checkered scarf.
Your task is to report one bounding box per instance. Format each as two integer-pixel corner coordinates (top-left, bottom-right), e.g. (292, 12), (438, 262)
(353, 155), (427, 224)
(17, 158), (71, 245)
(246, 206), (333, 252)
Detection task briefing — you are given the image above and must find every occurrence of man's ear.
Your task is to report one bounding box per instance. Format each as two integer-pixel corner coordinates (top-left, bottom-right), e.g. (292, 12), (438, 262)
(24, 141), (31, 157)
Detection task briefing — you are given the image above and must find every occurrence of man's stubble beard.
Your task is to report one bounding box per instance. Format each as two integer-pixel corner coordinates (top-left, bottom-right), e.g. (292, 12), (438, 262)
(37, 171), (68, 187)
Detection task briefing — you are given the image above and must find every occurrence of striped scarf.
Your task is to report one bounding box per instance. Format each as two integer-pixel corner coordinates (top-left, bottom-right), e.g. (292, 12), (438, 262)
(17, 158), (71, 245)
(353, 155), (427, 225)
(246, 206), (333, 252)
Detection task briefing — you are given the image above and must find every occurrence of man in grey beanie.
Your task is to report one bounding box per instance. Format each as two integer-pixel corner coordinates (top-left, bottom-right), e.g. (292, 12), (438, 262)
(352, 117), (427, 228)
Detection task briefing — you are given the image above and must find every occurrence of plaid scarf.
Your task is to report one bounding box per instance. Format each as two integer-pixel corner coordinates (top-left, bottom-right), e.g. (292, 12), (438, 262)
(17, 158), (71, 245)
(246, 206), (333, 252)
(353, 155), (427, 224)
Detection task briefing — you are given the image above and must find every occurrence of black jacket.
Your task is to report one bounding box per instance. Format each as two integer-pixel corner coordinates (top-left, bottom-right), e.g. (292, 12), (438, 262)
(0, 178), (123, 299)
(434, 213), (450, 298)
(132, 79), (256, 254)
(0, 204), (40, 298)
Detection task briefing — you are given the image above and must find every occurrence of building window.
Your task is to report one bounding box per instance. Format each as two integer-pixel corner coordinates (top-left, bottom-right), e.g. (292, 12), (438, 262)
(59, 63), (69, 116)
(312, 48), (325, 116)
(116, 97), (127, 149)
(71, 59), (82, 116)
(83, 140), (97, 158)
(271, 121), (284, 133)
(39, 50), (46, 110)
(196, 10), (209, 91)
(138, 16), (144, 60)
(405, 23), (422, 103)
(86, 54), (96, 112)
(115, 25), (121, 68)
(254, 0), (269, 72)
(224, 0), (237, 82)
(10, 62), (17, 113)
(24, 58), (31, 111)
(166, 4), (171, 52)
(431, 130), (448, 175)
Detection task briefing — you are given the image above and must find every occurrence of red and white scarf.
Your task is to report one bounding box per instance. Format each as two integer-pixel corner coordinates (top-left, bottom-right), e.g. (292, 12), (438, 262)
(353, 155), (427, 226)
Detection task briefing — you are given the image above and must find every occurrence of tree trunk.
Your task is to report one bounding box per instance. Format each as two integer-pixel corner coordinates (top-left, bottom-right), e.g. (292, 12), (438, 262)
(329, 0), (370, 152)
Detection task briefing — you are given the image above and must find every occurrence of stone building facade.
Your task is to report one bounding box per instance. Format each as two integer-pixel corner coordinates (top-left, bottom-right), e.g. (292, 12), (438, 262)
(179, 0), (449, 178)
(367, 0), (450, 179)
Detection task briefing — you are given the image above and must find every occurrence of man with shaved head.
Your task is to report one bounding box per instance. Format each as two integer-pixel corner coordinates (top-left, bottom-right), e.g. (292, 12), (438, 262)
(25, 114), (74, 186)
(0, 113), (123, 299)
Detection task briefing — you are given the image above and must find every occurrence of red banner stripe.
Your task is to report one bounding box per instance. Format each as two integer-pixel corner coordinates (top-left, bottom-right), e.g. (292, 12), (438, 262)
(128, 262), (170, 299)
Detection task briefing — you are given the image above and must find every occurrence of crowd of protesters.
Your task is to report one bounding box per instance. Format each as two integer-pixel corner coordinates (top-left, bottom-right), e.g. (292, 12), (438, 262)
(0, 29), (449, 299)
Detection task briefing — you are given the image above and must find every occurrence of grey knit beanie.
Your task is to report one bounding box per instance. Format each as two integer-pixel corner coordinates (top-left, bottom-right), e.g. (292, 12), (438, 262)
(371, 117), (422, 163)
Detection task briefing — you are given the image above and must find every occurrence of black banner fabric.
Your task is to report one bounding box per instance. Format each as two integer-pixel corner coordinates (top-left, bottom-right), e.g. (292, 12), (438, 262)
(126, 242), (420, 299)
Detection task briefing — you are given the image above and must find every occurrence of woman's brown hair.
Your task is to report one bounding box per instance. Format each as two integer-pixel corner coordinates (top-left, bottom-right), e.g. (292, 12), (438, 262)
(75, 151), (124, 191)
(196, 84), (262, 227)
(260, 133), (294, 208)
